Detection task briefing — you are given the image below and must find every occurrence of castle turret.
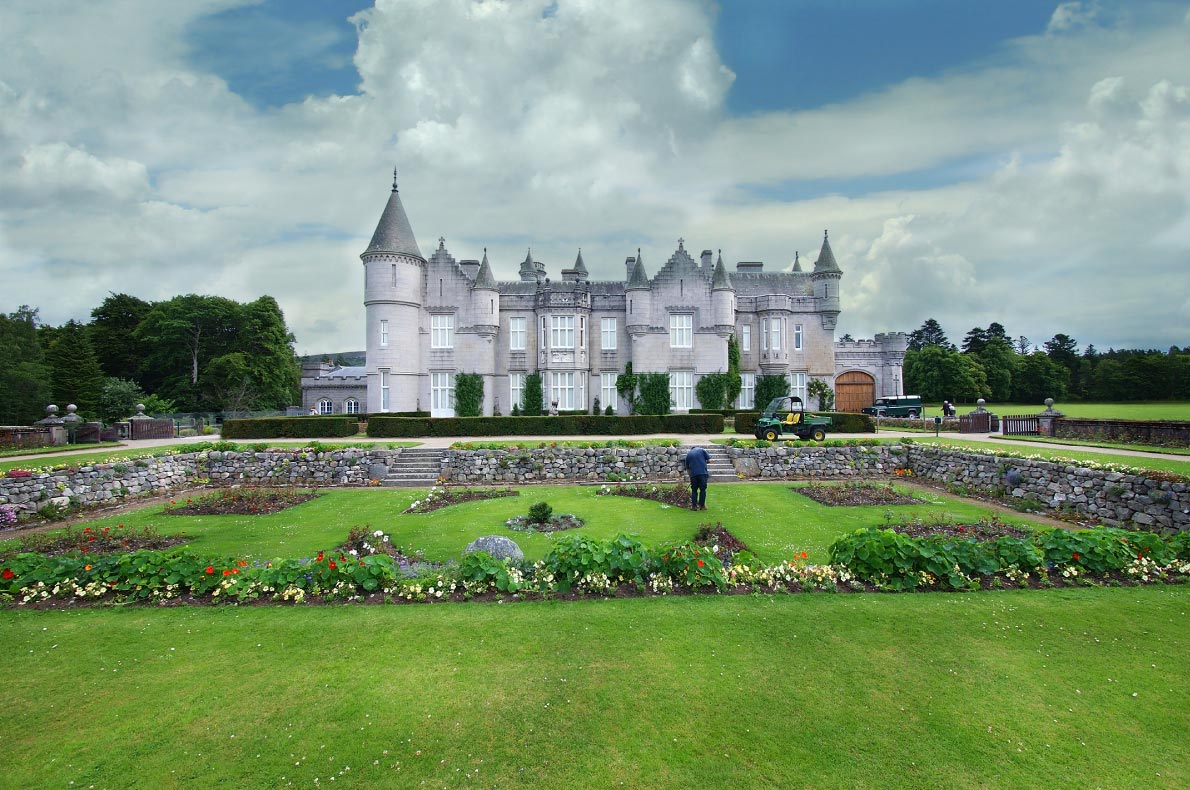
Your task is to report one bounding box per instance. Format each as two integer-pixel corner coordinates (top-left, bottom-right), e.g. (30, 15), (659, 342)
(625, 248), (651, 331)
(518, 248), (539, 283)
(711, 249), (734, 332)
(562, 249), (589, 283)
(362, 170), (424, 412)
(812, 230), (842, 330)
(468, 248), (500, 413)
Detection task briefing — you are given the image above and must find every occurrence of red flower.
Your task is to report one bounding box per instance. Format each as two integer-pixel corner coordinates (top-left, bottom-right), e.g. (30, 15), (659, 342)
(231, 568), (239, 575)
(1, 569), (14, 580)
(329, 561), (337, 570)
(84, 527), (92, 533)
(1072, 553), (1080, 561)
(800, 551), (809, 559)
(697, 559), (705, 567)
(103, 526), (109, 532)
(117, 524), (124, 529)
(1138, 553), (1144, 560)
(223, 569), (231, 576)
(205, 566), (215, 575)
(316, 552), (324, 562)
(237, 560), (248, 567)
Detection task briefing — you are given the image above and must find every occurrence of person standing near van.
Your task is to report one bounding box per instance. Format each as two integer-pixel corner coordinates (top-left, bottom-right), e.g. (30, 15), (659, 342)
(684, 445), (711, 510)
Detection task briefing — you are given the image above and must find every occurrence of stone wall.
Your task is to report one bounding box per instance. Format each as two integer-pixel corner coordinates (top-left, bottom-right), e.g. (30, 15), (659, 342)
(1053, 418), (1190, 448)
(904, 445), (1189, 532)
(722, 444), (899, 477)
(443, 446), (688, 484)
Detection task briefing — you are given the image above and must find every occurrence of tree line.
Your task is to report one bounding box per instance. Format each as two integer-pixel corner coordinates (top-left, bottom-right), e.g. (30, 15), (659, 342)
(903, 318), (1190, 403)
(0, 293), (300, 425)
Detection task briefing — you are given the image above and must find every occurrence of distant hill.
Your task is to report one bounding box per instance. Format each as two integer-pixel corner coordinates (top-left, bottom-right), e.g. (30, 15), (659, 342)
(299, 351), (366, 367)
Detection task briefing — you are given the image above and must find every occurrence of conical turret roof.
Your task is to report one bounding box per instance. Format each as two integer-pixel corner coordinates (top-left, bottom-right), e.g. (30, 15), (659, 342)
(573, 249), (587, 274)
(813, 231), (841, 273)
(711, 251), (732, 290)
(627, 248), (650, 288)
(474, 248), (497, 289)
(364, 171), (423, 258)
(792, 251), (803, 272)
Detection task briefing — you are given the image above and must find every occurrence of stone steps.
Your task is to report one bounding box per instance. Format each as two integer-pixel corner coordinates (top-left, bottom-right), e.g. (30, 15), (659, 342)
(704, 446), (737, 481)
(382, 449), (445, 487)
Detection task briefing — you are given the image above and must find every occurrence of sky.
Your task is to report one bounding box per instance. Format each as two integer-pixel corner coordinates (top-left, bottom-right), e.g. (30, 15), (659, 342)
(1, 0), (1187, 357)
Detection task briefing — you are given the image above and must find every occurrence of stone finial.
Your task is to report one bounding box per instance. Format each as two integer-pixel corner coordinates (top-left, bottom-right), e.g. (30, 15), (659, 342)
(46, 404), (59, 417)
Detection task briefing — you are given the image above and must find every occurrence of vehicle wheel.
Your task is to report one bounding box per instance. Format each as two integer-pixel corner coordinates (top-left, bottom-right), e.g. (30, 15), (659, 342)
(907, 410), (919, 418)
(764, 429), (779, 442)
(811, 428), (827, 442)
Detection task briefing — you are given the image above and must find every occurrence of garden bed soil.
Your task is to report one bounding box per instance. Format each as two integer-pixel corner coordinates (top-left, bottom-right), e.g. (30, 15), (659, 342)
(505, 514), (585, 533)
(598, 483), (691, 508)
(793, 483), (922, 507)
(2, 524), (189, 558)
(404, 488), (518, 514)
(164, 489), (320, 516)
(891, 519), (1035, 542)
(692, 523), (751, 563)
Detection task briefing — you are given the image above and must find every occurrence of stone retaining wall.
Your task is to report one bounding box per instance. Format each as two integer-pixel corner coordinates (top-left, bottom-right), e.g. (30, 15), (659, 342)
(1053, 418), (1190, 448)
(443, 446), (687, 484)
(904, 445), (1189, 532)
(721, 444), (899, 477)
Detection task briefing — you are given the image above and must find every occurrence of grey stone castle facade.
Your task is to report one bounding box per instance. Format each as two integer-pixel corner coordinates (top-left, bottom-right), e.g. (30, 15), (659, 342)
(301, 176), (908, 417)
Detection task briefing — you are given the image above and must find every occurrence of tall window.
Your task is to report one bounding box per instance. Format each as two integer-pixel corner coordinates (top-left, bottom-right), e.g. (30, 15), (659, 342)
(510, 373), (525, 411)
(601, 318), (616, 351)
(550, 315), (575, 349)
(794, 323), (803, 351)
(670, 371), (693, 410)
(738, 373), (755, 409)
(600, 372), (617, 411)
(770, 317), (781, 351)
(509, 317), (526, 351)
(431, 372), (454, 411)
(431, 314), (453, 349)
(379, 369), (390, 412)
(790, 372), (807, 404)
(670, 314), (692, 348)
(539, 316), (547, 349)
(741, 324), (750, 352)
(379, 320), (389, 348)
(550, 371), (575, 410)
(317, 398), (333, 415)
(579, 316), (585, 348)
(761, 319), (768, 351)
(344, 398), (360, 415)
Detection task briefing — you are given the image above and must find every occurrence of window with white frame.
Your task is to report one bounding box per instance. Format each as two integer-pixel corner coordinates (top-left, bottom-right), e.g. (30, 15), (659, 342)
(790, 372), (807, 404)
(550, 315), (574, 349)
(770, 316), (781, 351)
(431, 372), (454, 411)
(579, 316), (585, 348)
(317, 398), (332, 415)
(550, 371), (575, 410)
(670, 371), (693, 410)
(600, 373), (617, 412)
(345, 398), (359, 415)
(761, 319), (768, 351)
(670, 314), (692, 348)
(794, 323), (803, 351)
(601, 318), (616, 351)
(509, 317), (526, 351)
(510, 373), (525, 411)
(379, 369), (390, 412)
(539, 316), (547, 350)
(738, 373), (755, 409)
(379, 319), (389, 348)
(741, 324), (750, 352)
(431, 314), (453, 349)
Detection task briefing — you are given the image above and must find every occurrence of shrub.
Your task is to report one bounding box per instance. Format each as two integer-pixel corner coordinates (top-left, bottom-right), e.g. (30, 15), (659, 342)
(695, 372), (730, 411)
(522, 372), (544, 416)
(367, 413), (723, 437)
(527, 501), (553, 524)
(222, 416), (357, 439)
(454, 373), (484, 417)
(655, 541), (727, 591)
(754, 375), (789, 408)
(636, 372), (672, 415)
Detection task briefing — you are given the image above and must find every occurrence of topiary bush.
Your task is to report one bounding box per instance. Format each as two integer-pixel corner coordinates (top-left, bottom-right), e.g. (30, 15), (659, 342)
(527, 501), (553, 524)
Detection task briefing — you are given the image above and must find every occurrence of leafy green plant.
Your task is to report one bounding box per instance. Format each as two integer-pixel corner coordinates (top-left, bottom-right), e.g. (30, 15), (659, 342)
(454, 372), (484, 417)
(459, 551), (522, 593)
(522, 371), (544, 416)
(655, 541), (727, 591)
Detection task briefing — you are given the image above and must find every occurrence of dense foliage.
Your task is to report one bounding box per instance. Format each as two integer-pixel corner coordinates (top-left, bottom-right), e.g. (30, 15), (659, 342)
(754, 374), (789, 408)
(0, 306), (52, 425)
(221, 416), (359, 439)
(521, 371), (544, 416)
(904, 317), (1190, 403)
(453, 372), (484, 417)
(635, 372), (672, 415)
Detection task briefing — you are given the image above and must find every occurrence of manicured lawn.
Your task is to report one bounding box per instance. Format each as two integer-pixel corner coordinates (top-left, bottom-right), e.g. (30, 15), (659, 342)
(6, 483), (1049, 564)
(1, 587), (1185, 788)
(911, 438), (1190, 477)
(0, 441), (123, 459)
(985, 434), (1190, 456)
(915, 402), (1190, 420)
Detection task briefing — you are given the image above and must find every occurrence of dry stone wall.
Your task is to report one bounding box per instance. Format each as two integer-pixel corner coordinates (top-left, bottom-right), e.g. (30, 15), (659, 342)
(443, 446), (688, 484)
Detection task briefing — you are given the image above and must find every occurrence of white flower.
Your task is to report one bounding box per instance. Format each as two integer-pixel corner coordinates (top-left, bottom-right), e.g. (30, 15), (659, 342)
(374, 530), (384, 537)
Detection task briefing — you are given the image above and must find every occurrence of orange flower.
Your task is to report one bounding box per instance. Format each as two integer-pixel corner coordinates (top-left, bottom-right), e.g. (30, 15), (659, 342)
(800, 552), (808, 559)
(329, 561), (337, 570)
(84, 564), (92, 571)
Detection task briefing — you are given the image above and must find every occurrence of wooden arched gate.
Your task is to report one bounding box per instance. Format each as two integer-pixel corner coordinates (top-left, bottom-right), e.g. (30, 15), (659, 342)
(834, 371), (875, 413)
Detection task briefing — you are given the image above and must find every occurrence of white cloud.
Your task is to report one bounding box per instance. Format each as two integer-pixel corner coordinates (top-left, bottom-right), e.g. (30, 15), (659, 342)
(0, 0), (1186, 357)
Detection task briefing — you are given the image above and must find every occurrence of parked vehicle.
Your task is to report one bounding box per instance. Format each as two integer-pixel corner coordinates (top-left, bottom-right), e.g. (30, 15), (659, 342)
(754, 396), (832, 442)
(861, 395), (923, 418)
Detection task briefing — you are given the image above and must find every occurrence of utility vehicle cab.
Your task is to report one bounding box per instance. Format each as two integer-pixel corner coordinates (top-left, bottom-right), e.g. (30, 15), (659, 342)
(753, 396), (832, 442)
(861, 395), (923, 418)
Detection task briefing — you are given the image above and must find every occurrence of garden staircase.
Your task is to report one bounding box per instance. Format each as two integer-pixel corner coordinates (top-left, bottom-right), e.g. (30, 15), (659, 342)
(382, 448), (445, 486)
(704, 445), (737, 482)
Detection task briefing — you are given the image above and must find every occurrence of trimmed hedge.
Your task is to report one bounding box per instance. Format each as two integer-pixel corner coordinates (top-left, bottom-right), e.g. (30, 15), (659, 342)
(734, 411), (875, 435)
(222, 416), (360, 439)
(367, 413), (724, 438)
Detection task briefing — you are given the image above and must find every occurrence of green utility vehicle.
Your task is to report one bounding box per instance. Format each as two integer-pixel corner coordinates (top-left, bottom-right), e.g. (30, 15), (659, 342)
(753, 396), (832, 442)
(861, 395), (924, 418)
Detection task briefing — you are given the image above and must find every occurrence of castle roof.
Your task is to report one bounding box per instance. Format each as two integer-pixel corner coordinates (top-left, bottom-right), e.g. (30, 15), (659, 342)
(627, 249), (650, 288)
(364, 171), (422, 258)
(813, 231), (841, 273)
(473, 248), (497, 289)
(572, 249), (588, 274)
(792, 251), (803, 272)
(711, 252), (732, 290)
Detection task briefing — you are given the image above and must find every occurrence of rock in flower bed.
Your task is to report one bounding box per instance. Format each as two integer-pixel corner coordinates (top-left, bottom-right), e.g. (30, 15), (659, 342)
(403, 486), (518, 514)
(793, 482), (921, 507)
(2, 523), (187, 558)
(163, 488), (319, 516)
(596, 482), (691, 508)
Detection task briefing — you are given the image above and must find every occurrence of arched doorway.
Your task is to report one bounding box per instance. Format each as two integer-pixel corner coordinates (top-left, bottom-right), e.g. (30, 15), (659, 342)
(835, 371), (875, 412)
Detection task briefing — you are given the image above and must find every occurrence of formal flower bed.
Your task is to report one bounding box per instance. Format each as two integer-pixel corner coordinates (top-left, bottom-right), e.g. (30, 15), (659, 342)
(504, 514), (585, 533)
(3, 525), (1186, 607)
(162, 488), (320, 516)
(891, 517), (1034, 542)
(402, 486), (518, 514)
(1, 523), (187, 558)
(793, 482), (921, 507)
(596, 482), (691, 508)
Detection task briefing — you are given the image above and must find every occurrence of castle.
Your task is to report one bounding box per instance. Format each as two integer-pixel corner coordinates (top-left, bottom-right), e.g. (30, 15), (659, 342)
(301, 174), (908, 416)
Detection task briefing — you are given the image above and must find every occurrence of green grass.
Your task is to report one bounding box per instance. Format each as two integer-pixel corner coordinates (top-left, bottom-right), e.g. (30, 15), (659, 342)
(0, 440), (421, 474)
(910, 438), (1190, 477)
(1, 588), (1185, 788)
(0, 441), (124, 459)
(4, 483), (1048, 564)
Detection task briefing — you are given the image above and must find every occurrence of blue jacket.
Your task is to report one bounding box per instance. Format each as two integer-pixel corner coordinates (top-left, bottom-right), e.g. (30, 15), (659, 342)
(684, 446), (710, 477)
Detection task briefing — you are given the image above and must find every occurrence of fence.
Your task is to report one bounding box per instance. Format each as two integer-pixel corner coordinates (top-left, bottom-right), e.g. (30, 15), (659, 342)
(1001, 414), (1041, 436)
(959, 412), (999, 433)
(130, 418), (176, 440)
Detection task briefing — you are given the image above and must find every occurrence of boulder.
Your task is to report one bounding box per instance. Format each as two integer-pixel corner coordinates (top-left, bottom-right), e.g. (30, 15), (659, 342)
(464, 535), (524, 562)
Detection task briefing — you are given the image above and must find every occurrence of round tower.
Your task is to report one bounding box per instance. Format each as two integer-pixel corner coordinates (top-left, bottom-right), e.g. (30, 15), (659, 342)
(624, 248), (651, 331)
(362, 170), (425, 412)
(710, 249), (734, 333)
(811, 230), (842, 331)
(470, 248), (500, 414)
